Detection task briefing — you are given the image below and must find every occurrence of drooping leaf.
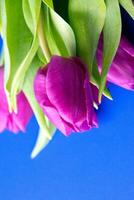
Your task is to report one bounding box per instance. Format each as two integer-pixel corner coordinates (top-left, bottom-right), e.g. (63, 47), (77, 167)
(92, 60), (113, 100)
(0, 0), (39, 111)
(37, 8), (52, 62)
(119, 0), (134, 19)
(23, 1), (50, 64)
(68, 0), (112, 100)
(10, 0), (42, 110)
(23, 0), (41, 33)
(42, 3), (76, 57)
(31, 125), (55, 159)
(99, 0), (121, 101)
(69, 0), (106, 73)
(23, 55), (55, 158)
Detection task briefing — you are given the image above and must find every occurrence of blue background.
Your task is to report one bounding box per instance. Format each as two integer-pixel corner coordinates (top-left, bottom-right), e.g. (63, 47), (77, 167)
(0, 7), (134, 200)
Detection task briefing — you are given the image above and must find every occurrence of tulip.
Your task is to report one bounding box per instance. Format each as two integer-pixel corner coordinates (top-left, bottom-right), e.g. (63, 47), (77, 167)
(34, 56), (98, 136)
(97, 36), (134, 91)
(0, 67), (33, 133)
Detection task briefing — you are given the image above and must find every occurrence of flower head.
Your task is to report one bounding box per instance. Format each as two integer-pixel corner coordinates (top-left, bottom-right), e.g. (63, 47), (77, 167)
(34, 56), (98, 136)
(97, 36), (134, 90)
(0, 67), (33, 133)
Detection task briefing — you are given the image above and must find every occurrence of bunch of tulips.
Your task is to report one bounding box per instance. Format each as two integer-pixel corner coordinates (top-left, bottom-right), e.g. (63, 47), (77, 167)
(0, 0), (134, 157)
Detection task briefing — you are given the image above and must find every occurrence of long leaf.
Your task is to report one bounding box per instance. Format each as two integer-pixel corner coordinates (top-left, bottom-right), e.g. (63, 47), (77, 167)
(42, 3), (76, 57)
(119, 0), (134, 19)
(99, 0), (121, 101)
(23, 55), (55, 158)
(68, 0), (112, 100)
(11, 0), (42, 110)
(31, 126), (55, 159)
(0, 0), (39, 111)
(23, 0), (41, 33)
(69, 0), (106, 73)
(92, 60), (113, 100)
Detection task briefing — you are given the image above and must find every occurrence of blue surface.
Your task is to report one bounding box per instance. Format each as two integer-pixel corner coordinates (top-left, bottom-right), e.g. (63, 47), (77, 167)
(0, 85), (134, 200)
(0, 8), (134, 200)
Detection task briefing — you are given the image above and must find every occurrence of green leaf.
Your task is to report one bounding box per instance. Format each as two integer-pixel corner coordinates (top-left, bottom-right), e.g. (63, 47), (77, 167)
(11, 36), (38, 111)
(0, 0), (39, 111)
(99, 0), (121, 101)
(49, 8), (76, 56)
(42, 0), (54, 8)
(0, 15), (1, 33)
(37, 8), (52, 62)
(22, 55), (55, 158)
(92, 60), (113, 100)
(31, 126), (55, 159)
(37, 47), (47, 64)
(11, 0), (42, 110)
(23, 0), (51, 63)
(68, 0), (112, 101)
(69, 0), (106, 72)
(42, 3), (76, 57)
(23, 0), (41, 33)
(119, 0), (134, 19)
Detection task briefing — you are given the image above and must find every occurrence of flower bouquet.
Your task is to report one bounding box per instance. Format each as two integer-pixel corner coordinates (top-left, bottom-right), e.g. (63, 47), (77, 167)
(0, 0), (134, 158)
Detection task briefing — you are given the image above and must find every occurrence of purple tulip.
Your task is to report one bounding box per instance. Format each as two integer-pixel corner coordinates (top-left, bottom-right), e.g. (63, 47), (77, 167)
(0, 67), (33, 133)
(97, 36), (134, 90)
(34, 56), (98, 136)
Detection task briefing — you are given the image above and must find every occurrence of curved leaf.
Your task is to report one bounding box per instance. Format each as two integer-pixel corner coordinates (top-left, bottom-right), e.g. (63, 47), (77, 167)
(31, 125), (55, 159)
(11, 0), (42, 110)
(69, 0), (106, 72)
(0, 0), (39, 111)
(23, 55), (55, 158)
(42, 3), (76, 57)
(23, 0), (34, 33)
(1, 0), (32, 109)
(99, 0), (121, 101)
(37, 9), (51, 62)
(119, 0), (134, 19)
(92, 60), (113, 100)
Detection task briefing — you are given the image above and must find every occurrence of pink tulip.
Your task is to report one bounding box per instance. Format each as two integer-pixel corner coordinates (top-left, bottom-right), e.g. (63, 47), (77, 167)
(34, 56), (98, 136)
(0, 67), (33, 133)
(97, 36), (134, 90)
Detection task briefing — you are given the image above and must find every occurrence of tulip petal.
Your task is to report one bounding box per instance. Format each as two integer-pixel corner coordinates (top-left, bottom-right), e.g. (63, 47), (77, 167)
(91, 84), (99, 106)
(0, 68), (9, 111)
(108, 49), (134, 90)
(46, 56), (97, 131)
(84, 78), (98, 128)
(97, 36), (134, 91)
(46, 57), (86, 124)
(12, 92), (33, 132)
(34, 67), (73, 135)
(34, 56), (98, 135)
(0, 111), (7, 132)
(6, 115), (22, 133)
(0, 67), (33, 133)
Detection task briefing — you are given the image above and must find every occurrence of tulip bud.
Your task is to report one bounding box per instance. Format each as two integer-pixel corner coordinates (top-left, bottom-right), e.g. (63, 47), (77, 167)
(97, 36), (134, 91)
(34, 56), (98, 135)
(0, 67), (33, 133)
